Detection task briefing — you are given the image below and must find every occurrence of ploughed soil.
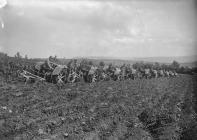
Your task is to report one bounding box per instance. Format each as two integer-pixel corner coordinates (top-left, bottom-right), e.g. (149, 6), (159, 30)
(0, 75), (197, 140)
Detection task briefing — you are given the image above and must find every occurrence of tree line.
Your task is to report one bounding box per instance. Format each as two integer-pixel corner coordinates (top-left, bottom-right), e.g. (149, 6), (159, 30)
(0, 52), (197, 75)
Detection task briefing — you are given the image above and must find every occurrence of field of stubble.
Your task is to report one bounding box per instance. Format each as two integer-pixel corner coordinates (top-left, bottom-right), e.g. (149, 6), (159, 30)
(0, 75), (197, 140)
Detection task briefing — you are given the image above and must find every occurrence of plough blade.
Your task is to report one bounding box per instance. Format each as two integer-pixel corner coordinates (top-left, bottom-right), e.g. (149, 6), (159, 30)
(21, 70), (45, 81)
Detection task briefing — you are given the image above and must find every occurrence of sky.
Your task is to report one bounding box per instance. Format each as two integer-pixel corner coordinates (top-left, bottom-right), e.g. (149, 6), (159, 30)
(0, 0), (197, 58)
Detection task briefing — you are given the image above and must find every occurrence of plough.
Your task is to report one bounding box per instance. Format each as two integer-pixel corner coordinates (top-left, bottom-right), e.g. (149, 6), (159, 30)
(20, 70), (45, 84)
(67, 71), (80, 83)
(47, 58), (67, 70)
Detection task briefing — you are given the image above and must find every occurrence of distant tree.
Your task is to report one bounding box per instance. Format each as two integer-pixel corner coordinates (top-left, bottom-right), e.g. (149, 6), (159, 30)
(25, 55), (28, 59)
(170, 61), (180, 70)
(132, 63), (137, 69)
(192, 67), (197, 74)
(73, 59), (77, 64)
(178, 66), (185, 73)
(177, 66), (192, 74)
(54, 55), (58, 61)
(144, 63), (153, 69)
(161, 64), (169, 70)
(15, 52), (22, 59)
(88, 61), (93, 65)
(0, 52), (7, 57)
(49, 56), (52, 60)
(2, 53), (9, 64)
(80, 59), (88, 65)
(108, 63), (113, 68)
(0, 52), (8, 61)
(99, 61), (105, 67)
(154, 62), (160, 70)
(133, 62), (144, 70)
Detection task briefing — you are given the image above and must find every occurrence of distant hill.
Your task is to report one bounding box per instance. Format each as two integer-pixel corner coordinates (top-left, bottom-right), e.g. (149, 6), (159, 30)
(131, 55), (197, 63)
(180, 61), (197, 68)
(29, 55), (197, 68)
(72, 55), (197, 67)
(131, 56), (197, 67)
(74, 55), (197, 63)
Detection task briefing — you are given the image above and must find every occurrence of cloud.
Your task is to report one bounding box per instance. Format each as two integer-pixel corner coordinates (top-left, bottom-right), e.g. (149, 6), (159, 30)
(1, 0), (196, 58)
(0, 0), (7, 8)
(9, 0), (101, 8)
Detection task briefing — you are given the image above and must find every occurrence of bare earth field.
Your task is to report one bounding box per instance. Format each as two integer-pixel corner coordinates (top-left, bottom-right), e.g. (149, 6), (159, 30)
(0, 75), (197, 140)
